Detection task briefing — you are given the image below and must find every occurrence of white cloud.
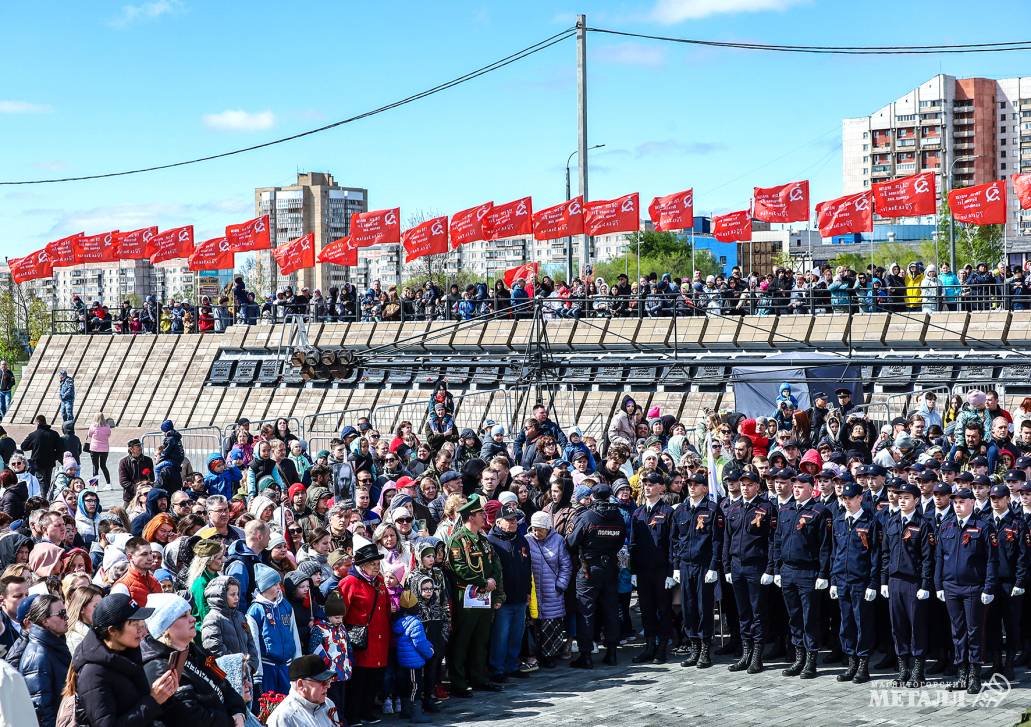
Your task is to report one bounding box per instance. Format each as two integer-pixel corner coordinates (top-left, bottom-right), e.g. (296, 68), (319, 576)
(108, 0), (181, 28)
(202, 109), (276, 132)
(0, 100), (52, 114)
(634, 139), (727, 157)
(595, 42), (666, 67)
(651, 0), (806, 23)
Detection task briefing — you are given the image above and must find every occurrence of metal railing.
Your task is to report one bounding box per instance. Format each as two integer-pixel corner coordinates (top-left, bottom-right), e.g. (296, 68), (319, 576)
(223, 416), (303, 449)
(301, 409), (372, 456)
(140, 425), (222, 469)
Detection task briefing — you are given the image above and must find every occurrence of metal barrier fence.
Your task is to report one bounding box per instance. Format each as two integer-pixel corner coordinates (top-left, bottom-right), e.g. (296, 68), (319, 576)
(301, 409), (372, 456)
(223, 416), (303, 448)
(369, 388), (516, 436)
(141, 425), (222, 470)
(883, 386), (951, 424)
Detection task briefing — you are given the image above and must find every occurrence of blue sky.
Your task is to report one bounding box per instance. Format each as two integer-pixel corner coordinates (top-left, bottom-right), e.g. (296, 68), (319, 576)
(3, 0), (1031, 257)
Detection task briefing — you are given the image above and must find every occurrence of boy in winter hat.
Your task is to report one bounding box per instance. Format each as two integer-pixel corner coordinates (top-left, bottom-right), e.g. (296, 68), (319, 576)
(392, 590), (434, 723)
(244, 563), (301, 696)
(563, 428), (597, 474)
(201, 575), (261, 685)
(308, 590), (351, 718)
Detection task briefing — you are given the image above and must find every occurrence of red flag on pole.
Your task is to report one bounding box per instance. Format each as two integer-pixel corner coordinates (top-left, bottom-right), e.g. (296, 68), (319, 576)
(712, 211), (752, 242)
(485, 197), (533, 240)
(503, 262), (539, 297)
(948, 180), (1007, 225)
(648, 189), (694, 231)
(871, 171), (936, 218)
(273, 233), (315, 275)
(402, 217), (449, 263)
(188, 237), (235, 271)
(532, 197), (583, 241)
(114, 227), (158, 260)
(76, 231), (119, 264)
(351, 208), (401, 247)
(816, 191), (874, 238)
(584, 193), (639, 236)
(752, 180), (809, 223)
(1013, 173), (1031, 211)
(46, 233), (82, 268)
(318, 236), (358, 266)
(225, 214), (271, 253)
(9, 249), (52, 283)
(148, 226), (195, 264)
(450, 201), (493, 248)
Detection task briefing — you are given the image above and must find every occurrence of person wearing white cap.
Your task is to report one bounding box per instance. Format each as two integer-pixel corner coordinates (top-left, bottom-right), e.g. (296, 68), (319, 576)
(141, 593), (248, 727)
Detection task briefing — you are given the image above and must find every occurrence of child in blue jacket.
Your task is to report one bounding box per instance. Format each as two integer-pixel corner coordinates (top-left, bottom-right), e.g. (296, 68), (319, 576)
(392, 590), (434, 723)
(204, 452), (243, 500)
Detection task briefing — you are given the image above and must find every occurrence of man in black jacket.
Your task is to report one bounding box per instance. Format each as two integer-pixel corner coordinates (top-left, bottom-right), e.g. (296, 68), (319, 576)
(20, 416), (63, 496)
(0, 360), (14, 419)
(118, 438), (155, 506)
(513, 404), (567, 463)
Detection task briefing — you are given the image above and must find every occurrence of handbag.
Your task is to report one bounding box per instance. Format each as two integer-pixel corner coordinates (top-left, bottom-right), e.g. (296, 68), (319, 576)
(346, 582), (379, 650)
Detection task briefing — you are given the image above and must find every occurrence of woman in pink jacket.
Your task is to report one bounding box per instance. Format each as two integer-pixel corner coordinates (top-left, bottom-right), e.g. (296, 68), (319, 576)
(86, 413), (113, 485)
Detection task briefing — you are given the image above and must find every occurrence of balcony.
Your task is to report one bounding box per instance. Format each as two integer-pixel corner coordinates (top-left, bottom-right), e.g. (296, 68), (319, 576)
(896, 163), (918, 173)
(896, 138), (917, 148)
(955, 116), (974, 126)
(955, 130), (975, 139)
(955, 142), (975, 150)
(872, 144), (892, 153)
(922, 165), (942, 173)
(921, 117), (942, 126)
(921, 136), (942, 147)
(895, 118), (917, 127)
(919, 102), (943, 112)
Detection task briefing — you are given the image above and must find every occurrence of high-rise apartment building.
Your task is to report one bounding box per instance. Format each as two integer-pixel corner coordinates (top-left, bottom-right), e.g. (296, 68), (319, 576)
(843, 74), (1031, 240)
(255, 172), (368, 292)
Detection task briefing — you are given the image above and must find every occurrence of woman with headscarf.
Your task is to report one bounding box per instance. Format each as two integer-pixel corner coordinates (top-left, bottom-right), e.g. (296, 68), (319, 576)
(74, 489), (104, 548)
(288, 439), (312, 485)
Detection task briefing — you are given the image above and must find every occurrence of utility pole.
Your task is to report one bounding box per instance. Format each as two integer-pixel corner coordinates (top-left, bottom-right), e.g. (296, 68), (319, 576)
(577, 13), (589, 276)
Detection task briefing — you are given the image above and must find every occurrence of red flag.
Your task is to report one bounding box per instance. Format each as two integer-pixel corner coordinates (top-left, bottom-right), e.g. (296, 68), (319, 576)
(503, 262), (538, 297)
(148, 225), (195, 264)
(816, 191), (874, 238)
(485, 197), (533, 240)
(188, 236), (235, 271)
(402, 217), (449, 263)
(450, 201), (493, 248)
(273, 233), (315, 275)
(76, 231), (119, 264)
(46, 233), (82, 268)
(318, 235), (358, 266)
(872, 172), (937, 218)
(9, 249), (52, 283)
(584, 193), (639, 236)
(712, 211), (752, 243)
(351, 208), (400, 247)
(648, 189), (694, 231)
(533, 197), (584, 241)
(1013, 173), (1031, 211)
(949, 180), (1007, 225)
(114, 227), (158, 260)
(752, 180), (809, 223)
(225, 215), (271, 253)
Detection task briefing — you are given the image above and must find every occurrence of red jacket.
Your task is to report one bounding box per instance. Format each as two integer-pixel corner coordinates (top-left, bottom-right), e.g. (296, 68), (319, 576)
(340, 571), (391, 668)
(738, 418), (770, 458)
(116, 567), (162, 606)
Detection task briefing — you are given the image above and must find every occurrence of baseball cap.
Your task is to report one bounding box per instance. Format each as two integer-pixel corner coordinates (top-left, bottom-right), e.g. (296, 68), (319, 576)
(919, 470), (938, 482)
(939, 463), (959, 474)
(289, 654), (336, 682)
(950, 487), (974, 500)
(990, 484), (1011, 498)
(955, 471), (974, 483)
(91, 594), (153, 633)
(1016, 456), (1031, 469)
(932, 482), (953, 496)
(591, 484), (613, 500)
(897, 483), (921, 498)
(841, 482), (862, 498)
(394, 476), (416, 490)
(1005, 469), (1027, 482)
(969, 456), (988, 467)
(795, 473), (814, 485)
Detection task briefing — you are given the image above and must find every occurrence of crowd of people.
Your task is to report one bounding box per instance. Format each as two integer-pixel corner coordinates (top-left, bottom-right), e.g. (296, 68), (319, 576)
(0, 379), (1030, 724)
(62, 258), (1031, 334)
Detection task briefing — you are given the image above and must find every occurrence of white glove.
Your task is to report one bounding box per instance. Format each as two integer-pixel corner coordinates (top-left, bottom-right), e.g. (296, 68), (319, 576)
(815, 578), (829, 591)
(705, 570), (717, 584)
(773, 575), (782, 588)
(880, 585), (889, 599)
(725, 573), (733, 584)
(673, 570), (682, 584)
(864, 588), (877, 602)
(760, 573), (774, 586)
(936, 590), (945, 602)
(981, 593), (995, 605)
(916, 589), (929, 600)
(1012, 586), (1025, 597)
(829, 585), (838, 600)
(664, 577), (676, 590)
(630, 575), (637, 587)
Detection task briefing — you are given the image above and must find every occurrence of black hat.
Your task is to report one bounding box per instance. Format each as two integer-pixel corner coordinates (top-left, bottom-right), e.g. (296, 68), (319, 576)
(289, 654), (336, 682)
(955, 471), (974, 483)
(940, 463), (959, 474)
(932, 482), (953, 496)
(841, 482), (862, 498)
(738, 469), (758, 482)
(813, 391), (829, 401)
(919, 470), (938, 482)
(1019, 483), (1031, 494)
(972, 474), (992, 487)
(644, 471), (665, 485)
(91, 594), (153, 633)
(1017, 456), (1031, 469)
(817, 467), (836, 479)
(722, 468), (742, 482)
(795, 473), (814, 485)
(886, 477), (905, 491)
(951, 487), (974, 500)
(969, 456), (989, 467)
(1005, 469), (1027, 482)
(689, 472), (708, 485)
(897, 483), (921, 498)
(126, 438), (142, 448)
(835, 388), (852, 397)
(776, 467), (797, 479)
(591, 483), (613, 500)
(351, 534), (383, 566)
(891, 416), (907, 427)
(498, 501), (525, 522)
(990, 484), (1011, 498)
(856, 464), (876, 476)
(924, 460), (941, 471)
(907, 462), (926, 473)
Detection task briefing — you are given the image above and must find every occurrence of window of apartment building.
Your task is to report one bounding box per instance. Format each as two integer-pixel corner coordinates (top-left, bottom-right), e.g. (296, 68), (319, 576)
(863, 180), (870, 187)
(897, 114), (916, 121)
(863, 168), (868, 175)
(1002, 163), (1008, 171)
(1002, 126), (1007, 133)
(863, 131), (869, 139)
(1001, 101), (1007, 109)
(862, 144), (869, 151)
(1002, 138), (1007, 146)
(1002, 150), (1007, 158)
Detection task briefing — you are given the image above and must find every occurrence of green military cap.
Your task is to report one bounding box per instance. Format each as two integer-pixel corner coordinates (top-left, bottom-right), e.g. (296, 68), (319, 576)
(193, 539), (223, 558)
(458, 493), (485, 519)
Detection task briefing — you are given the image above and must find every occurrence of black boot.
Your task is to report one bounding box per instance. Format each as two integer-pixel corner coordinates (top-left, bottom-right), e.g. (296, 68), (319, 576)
(602, 647), (618, 666)
(632, 637), (656, 664)
(715, 638), (741, 656)
(782, 646), (806, 677)
(895, 656), (910, 685)
(728, 641), (752, 672)
(852, 656), (871, 684)
(967, 663), (982, 695)
(800, 651), (818, 679)
(409, 701), (431, 724)
(1003, 652), (1015, 681)
(908, 657), (925, 687)
(696, 640), (712, 669)
(947, 662), (969, 691)
(747, 640), (765, 674)
(570, 653), (593, 669)
(653, 640), (668, 664)
(837, 655), (858, 682)
(680, 639), (700, 668)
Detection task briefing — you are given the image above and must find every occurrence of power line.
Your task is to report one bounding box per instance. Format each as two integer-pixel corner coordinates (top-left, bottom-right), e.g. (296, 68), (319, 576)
(0, 28), (575, 186)
(587, 27), (1031, 55)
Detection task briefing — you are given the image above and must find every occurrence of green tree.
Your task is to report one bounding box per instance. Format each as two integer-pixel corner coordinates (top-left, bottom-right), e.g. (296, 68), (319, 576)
(935, 196), (1003, 268)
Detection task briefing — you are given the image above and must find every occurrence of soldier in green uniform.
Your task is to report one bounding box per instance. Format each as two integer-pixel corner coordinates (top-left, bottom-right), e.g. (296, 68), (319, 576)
(446, 493), (506, 696)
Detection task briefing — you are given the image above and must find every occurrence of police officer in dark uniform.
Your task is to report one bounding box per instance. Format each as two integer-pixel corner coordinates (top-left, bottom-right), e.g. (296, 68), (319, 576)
(859, 465), (889, 514)
(566, 483), (628, 669)
(1004, 469), (1027, 515)
(881, 482), (933, 686)
(630, 471), (675, 665)
(722, 469), (777, 674)
(716, 468), (745, 658)
(927, 480), (957, 676)
(985, 483), (1029, 679)
(770, 473), (831, 679)
(934, 487), (999, 694)
(670, 472), (724, 669)
(860, 463), (896, 671)
(831, 481), (881, 685)
(765, 467), (795, 661)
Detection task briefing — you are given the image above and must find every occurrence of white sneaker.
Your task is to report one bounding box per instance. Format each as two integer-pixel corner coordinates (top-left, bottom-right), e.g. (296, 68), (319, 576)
(591, 643), (600, 654)
(383, 700), (394, 715)
(571, 642), (580, 654)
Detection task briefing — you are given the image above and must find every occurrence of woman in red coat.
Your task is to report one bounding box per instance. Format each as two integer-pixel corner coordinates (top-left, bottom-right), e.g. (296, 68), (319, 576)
(339, 532), (391, 725)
